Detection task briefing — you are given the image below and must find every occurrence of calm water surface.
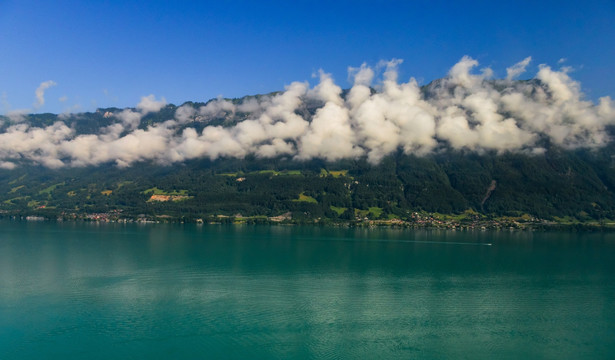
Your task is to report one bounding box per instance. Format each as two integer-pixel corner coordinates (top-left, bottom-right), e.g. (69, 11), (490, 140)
(1, 221), (614, 359)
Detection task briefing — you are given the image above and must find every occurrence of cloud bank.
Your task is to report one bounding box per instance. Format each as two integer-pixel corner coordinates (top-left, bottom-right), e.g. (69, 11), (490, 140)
(1, 56), (614, 169)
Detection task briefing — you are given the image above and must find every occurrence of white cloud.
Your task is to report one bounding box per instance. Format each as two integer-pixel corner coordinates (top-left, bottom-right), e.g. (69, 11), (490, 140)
(0, 161), (16, 170)
(448, 56), (480, 87)
(6, 109), (28, 123)
(33, 80), (57, 109)
(136, 94), (167, 114)
(174, 104), (196, 124)
(506, 56), (532, 80)
(199, 97), (235, 119)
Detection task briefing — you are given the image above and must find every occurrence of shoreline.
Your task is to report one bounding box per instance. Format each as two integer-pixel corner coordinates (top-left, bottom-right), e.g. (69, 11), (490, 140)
(3, 213), (614, 232)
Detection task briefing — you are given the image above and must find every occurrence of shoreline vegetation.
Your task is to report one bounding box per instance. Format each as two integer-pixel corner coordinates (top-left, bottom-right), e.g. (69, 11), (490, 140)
(3, 210), (615, 231)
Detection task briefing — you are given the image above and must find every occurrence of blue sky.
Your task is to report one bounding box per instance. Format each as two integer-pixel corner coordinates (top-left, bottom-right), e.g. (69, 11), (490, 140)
(1, 0), (614, 115)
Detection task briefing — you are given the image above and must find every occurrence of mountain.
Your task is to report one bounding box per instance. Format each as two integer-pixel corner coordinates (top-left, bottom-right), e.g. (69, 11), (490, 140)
(1, 140), (615, 225)
(1, 75), (615, 225)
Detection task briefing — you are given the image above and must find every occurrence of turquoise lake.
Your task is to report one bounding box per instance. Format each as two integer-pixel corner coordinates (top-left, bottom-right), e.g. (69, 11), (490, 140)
(1, 221), (614, 359)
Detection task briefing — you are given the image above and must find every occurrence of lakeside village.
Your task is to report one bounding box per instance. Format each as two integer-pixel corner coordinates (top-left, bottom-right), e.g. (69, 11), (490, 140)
(6, 209), (600, 230)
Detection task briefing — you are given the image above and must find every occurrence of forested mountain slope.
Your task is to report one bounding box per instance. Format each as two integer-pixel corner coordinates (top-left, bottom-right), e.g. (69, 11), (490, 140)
(1, 66), (615, 223)
(1, 146), (615, 222)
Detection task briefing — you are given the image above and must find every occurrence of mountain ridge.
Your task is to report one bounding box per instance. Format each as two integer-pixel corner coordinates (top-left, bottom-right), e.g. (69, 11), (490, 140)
(1, 73), (615, 225)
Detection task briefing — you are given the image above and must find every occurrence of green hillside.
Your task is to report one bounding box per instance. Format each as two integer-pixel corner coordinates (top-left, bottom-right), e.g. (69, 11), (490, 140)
(1, 147), (615, 225)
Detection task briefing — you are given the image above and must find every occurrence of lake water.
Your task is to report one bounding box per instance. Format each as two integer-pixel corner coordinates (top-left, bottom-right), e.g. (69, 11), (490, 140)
(1, 221), (614, 359)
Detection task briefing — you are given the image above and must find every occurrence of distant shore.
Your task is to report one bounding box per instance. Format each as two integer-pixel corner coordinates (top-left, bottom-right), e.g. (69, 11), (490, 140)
(3, 211), (614, 231)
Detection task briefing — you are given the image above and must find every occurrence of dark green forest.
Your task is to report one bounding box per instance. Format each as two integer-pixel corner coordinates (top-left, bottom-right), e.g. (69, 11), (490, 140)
(2, 146), (615, 223)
